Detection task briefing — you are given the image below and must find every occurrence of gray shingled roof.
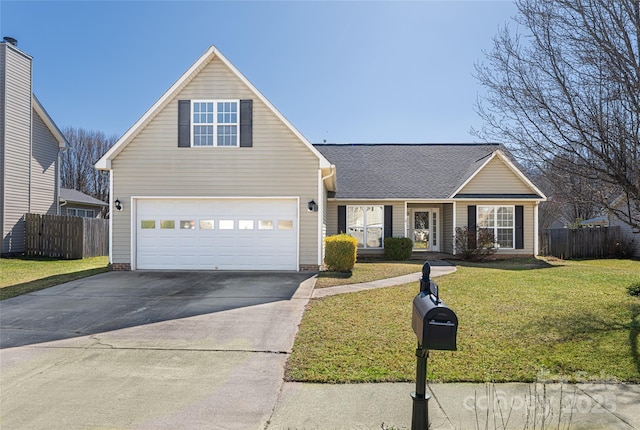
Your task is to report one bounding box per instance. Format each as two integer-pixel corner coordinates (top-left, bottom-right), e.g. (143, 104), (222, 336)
(59, 188), (108, 206)
(314, 143), (505, 199)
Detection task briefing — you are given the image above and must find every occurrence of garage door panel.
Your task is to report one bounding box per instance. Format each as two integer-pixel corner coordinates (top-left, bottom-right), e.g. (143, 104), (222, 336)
(136, 199), (298, 270)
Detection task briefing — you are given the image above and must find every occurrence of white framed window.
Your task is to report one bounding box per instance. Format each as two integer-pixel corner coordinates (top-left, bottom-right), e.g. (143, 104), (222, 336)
(347, 205), (383, 248)
(478, 206), (514, 249)
(191, 100), (239, 147)
(67, 208), (95, 218)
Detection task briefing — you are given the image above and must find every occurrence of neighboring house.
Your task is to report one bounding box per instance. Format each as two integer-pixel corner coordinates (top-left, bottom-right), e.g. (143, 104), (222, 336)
(95, 46), (546, 271)
(579, 216), (608, 228)
(1, 38), (67, 256)
(606, 197), (639, 257)
(59, 188), (108, 218)
(576, 198), (639, 257)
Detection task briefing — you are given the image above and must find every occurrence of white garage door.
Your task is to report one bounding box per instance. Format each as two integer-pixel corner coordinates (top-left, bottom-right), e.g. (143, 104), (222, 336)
(135, 198), (298, 270)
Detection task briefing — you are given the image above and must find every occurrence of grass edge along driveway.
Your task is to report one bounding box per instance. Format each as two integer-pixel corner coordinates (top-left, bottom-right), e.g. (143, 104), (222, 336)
(287, 258), (640, 383)
(0, 256), (110, 300)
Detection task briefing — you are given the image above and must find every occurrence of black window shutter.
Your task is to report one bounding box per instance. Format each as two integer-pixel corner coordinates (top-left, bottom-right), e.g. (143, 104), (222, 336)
(178, 100), (191, 147)
(337, 206), (346, 234)
(384, 205), (393, 238)
(239, 99), (253, 147)
(467, 205), (477, 249)
(515, 205), (524, 249)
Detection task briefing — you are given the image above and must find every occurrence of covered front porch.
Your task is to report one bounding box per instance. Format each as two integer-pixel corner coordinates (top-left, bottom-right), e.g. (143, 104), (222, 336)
(405, 202), (454, 255)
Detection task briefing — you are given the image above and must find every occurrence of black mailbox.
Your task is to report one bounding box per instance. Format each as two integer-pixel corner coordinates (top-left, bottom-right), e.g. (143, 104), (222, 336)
(412, 293), (458, 350)
(411, 263), (458, 351)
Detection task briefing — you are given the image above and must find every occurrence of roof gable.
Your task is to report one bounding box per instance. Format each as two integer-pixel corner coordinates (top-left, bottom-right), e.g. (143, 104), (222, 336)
(453, 150), (545, 198)
(96, 46), (330, 170)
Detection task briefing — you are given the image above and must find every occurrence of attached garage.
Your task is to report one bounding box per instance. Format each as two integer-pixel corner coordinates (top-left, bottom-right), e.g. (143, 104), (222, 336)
(134, 198), (298, 271)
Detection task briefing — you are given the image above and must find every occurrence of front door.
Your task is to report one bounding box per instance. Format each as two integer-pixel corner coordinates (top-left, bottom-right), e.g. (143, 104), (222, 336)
(411, 209), (439, 252)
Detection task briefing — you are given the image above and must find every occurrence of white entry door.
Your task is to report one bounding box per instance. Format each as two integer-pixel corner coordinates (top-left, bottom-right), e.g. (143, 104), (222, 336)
(410, 208), (439, 252)
(135, 198), (298, 270)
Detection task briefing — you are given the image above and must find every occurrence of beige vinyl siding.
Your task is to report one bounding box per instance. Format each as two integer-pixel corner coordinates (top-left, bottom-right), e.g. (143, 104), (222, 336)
(30, 109), (59, 215)
(111, 56), (320, 266)
(455, 201), (537, 255)
(1, 44), (32, 254)
(460, 157), (534, 195)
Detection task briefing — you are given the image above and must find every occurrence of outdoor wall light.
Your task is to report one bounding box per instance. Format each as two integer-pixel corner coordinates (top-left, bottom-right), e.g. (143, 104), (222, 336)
(307, 199), (318, 212)
(114, 199), (123, 211)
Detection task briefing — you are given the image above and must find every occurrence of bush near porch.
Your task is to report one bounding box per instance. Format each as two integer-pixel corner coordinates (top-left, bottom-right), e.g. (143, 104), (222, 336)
(288, 258), (640, 383)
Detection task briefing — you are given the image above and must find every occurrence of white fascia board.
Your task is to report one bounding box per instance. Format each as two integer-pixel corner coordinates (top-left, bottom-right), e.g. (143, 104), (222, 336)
(96, 46), (216, 170)
(212, 47), (332, 169)
(449, 151), (497, 198)
(494, 150), (547, 200)
(328, 198), (455, 203)
(96, 45), (331, 170)
(32, 94), (68, 149)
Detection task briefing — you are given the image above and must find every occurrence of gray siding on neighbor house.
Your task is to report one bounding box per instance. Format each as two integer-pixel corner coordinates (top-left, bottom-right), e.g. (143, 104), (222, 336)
(31, 109), (59, 215)
(1, 43), (32, 254)
(609, 204), (640, 257)
(111, 56), (321, 267)
(0, 44), (5, 247)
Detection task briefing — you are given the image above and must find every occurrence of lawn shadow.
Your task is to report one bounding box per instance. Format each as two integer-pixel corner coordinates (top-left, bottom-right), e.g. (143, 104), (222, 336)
(454, 257), (559, 271)
(318, 271), (352, 280)
(535, 307), (640, 378)
(0, 267), (111, 301)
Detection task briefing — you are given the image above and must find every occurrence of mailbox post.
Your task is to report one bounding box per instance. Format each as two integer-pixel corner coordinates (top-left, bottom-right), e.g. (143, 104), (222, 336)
(411, 261), (458, 430)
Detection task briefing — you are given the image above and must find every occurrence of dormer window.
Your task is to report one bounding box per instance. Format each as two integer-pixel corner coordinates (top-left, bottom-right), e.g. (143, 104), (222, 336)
(192, 100), (239, 147)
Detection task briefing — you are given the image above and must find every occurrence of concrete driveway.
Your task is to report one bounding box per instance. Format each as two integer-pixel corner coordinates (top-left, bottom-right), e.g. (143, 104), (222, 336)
(0, 271), (316, 430)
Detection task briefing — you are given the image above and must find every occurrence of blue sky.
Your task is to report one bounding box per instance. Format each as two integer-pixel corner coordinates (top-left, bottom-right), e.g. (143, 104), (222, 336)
(1, 1), (517, 144)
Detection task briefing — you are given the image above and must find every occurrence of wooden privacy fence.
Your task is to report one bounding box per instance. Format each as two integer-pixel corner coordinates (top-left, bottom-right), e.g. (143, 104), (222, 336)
(539, 226), (621, 259)
(25, 213), (109, 259)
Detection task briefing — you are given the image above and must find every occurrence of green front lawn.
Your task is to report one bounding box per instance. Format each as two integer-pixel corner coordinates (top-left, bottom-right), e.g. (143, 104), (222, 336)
(0, 256), (110, 300)
(287, 258), (640, 383)
(316, 260), (424, 288)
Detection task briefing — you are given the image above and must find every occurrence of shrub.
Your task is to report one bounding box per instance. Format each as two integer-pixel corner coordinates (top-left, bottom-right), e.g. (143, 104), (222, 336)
(627, 282), (640, 297)
(384, 237), (413, 260)
(324, 234), (358, 272)
(454, 226), (497, 261)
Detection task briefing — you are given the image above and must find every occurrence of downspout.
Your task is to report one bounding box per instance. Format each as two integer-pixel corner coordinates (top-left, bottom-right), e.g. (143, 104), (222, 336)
(59, 199), (67, 215)
(452, 202), (457, 255)
(318, 166), (336, 267)
(534, 201), (540, 257)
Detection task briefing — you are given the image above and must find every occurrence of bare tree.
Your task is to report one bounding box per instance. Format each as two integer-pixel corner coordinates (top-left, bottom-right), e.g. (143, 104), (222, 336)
(474, 0), (640, 232)
(60, 126), (116, 205)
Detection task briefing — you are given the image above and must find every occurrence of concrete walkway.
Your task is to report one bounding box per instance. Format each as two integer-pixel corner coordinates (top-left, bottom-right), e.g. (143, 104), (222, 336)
(268, 381), (640, 429)
(312, 262), (457, 298)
